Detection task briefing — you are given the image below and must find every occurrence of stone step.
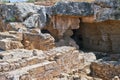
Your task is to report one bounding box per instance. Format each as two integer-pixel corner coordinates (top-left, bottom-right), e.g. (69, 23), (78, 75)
(1, 61), (60, 80)
(0, 55), (48, 72)
(0, 49), (48, 72)
(0, 32), (22, 41)
(0, 49), (33, 60)
(0, 39), (23, 50)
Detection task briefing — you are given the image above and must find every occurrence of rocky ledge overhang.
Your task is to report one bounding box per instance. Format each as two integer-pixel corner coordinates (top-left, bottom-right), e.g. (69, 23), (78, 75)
(0, 1), (118, 31)
(0, 0), (119, 29)
(0, 2), (93, 28)
(0, 0), (120, 29)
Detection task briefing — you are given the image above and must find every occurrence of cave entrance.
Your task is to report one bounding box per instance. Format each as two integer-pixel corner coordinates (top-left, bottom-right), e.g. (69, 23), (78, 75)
(71, 28), (84, 50)
(41, 29), (50, 34)
(70, 18), (85, 50)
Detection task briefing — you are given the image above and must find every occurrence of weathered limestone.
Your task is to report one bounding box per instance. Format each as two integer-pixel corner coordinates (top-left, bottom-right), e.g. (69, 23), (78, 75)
(0, 2), (93, 38)
(91, 60), (120, 80)
(0, 32), (22, 41)
(23, 14), (40, 28)
(23, 32), (55, 50)
(56, 37), (79, 49)
(0, 3), (46, 29)
(50, 15), (80, 37)
(56, 72), (102, 80)
(0, 46), (96, 80)
(53, 1), (93, 16)
(0, 3), (39, 22)
(8, 22), (27, 32)
(0, 49), (33, 60)
(94, 0), (120, 21)
(0, 31), (55, 51)
(0, 19), (5, 31)
(55, 29), (79, 49)
(0, 32), (23, 50)
(0, 39), (23, 50)
(0, 1), (120, 80)
(80, 20), (120, 53)
(44, 46), (96, 73)
(44, 2), (93, 39)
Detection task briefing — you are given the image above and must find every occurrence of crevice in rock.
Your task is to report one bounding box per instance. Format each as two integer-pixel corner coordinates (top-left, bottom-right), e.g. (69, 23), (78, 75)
(70, 18), (84, 50)
(71, 29), (83, 50)
(41, 29), (50, 34)
(23, 12), (34, 21)
(0, 55), (3, 59)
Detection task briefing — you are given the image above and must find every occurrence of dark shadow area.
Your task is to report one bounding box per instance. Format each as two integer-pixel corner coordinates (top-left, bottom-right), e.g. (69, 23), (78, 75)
(41, 29), (50, 34)
(71, 29), (83, 49)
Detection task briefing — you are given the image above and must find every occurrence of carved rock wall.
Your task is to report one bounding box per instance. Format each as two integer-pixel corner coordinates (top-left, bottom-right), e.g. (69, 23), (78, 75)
(80, 20), (120, 53)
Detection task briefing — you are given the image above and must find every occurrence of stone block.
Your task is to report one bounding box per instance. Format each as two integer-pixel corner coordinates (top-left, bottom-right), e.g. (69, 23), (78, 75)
(0, 39), (23, 50)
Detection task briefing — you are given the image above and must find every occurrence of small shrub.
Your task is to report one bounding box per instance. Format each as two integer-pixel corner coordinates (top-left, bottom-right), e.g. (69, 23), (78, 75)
(6, 17), (16, 22)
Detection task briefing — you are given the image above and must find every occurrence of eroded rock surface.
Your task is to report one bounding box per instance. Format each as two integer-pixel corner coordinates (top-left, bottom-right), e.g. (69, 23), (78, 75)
(0, 31), (55, 51)
(94, 0), (120, 21)
(80, 20), (120, 53)
(0, 0), (120, 80)
(91, 60), (120, 80)
(0, 46), (96, 80)
(23, 32), (55, 50)
(0, 2), (93, 35)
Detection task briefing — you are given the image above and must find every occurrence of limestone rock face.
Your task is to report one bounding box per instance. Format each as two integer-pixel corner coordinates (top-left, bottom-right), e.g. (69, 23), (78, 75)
(0, 49), (33, 60)
(23, 14), (40, 28)
(0, 31), (55, 51)
(0, 2), (93, 37)
(0, 3), (45, 29)
(0, 1), (120, 80)
(0, 39), (23, 50)
(14, 3), (39, 21)
(23, 33), (55, 50)
(0, 19), (5, 31)
(0, 32), (23, 50)
(45, 46), (96, 74)
(53, 1), (93, 16)
(0, 3), (39, 22)
(94, 0), (120, 21)
(50, 15), (80, 37)
(8, 22), (27, 31)
(91, 61), (120, 80)
(0, 3), (15, 22)
(80, 20), (120, 53)
(56, 37), (79, 49)
(0, 46), (96, 80)
(46, 2), (93, 38)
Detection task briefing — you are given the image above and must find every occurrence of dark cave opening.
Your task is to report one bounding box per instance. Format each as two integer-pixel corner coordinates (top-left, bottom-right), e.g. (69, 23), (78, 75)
(41, 29), (50, 34)
(71, 29), (84, 50)
(70, 18), (85, 50)
(71, 18), (84, 50)
(40, 24), (111, 60)
(71, 28), (110, 60)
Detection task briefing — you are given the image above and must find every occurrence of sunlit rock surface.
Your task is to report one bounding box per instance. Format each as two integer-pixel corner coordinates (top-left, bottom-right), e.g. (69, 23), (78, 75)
(0, 0), (120, 80)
